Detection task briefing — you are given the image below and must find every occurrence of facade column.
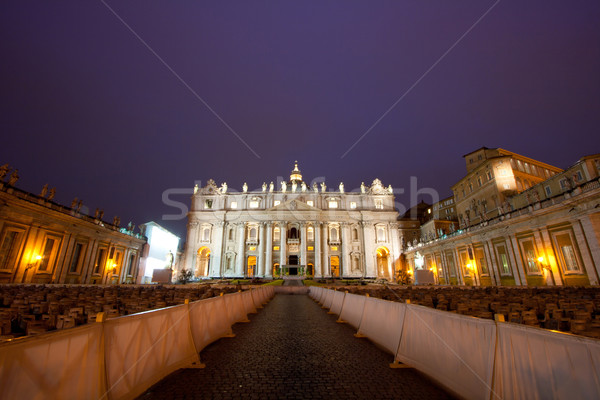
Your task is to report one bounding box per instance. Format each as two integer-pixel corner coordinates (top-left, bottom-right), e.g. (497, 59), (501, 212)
(314, 222), (322, 277)
(183, 221), (199, 271)
(235, 223), (245, 277)
(257, 222), (266, 277)
(210, 221), (225, 277)
(300, 222), (308, 275)
(509, 235), (527, 286)
(454, 248), (465, 285)
(390, 223), (401, 281)
(265, 222), (273, 278)
(341, 222), (350, 278)
(279, 223), (287, 275)
(574, 218), (600, 285)
(322, 223), (329, 277)
(483, 240), (499, 286)
(363, 222), (376, 278)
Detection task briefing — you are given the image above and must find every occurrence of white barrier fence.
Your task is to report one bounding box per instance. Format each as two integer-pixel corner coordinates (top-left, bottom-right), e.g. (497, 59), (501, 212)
(0, 286), (275, 400)
(310, 287), (600, 400)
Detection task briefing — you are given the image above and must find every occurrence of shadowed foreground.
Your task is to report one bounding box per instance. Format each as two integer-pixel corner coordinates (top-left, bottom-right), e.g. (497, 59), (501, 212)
(139, 294), (454, 400)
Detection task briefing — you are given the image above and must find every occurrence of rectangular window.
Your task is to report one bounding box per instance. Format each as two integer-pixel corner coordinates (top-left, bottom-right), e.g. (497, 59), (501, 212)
(205, 199), (213, 209)
(328, 201), (338, 209)
(274, 200), (281, 206)
(126, 254), (136, 276)
(38, 236), (61, 272)
(307, 200), (314, 207)
(375, 199), (383, 209)
(555, 233), (581, 273)
(69, 243), (84, 273)
(544, 186), (552, 197)
(477, 177), (482, 187)
(273, 246), (279, 251)
(308, 246), (314, 251)
(495, 244), (511, 275)
(521, 239), (540, 274)
(0, 229), (24, 270)
(350, 202), (357, 209)
(445, 252), (456, 277)
(559, 179), (568, 190)
(486, 171), (493, 181)
(231, 201), (238, 209)
(475, 248), (488, 275)
(249, 201), (259, 208)
(575, 171), (584, 182)
(94, 248), (107, 274)
(459, 251), (471, 276)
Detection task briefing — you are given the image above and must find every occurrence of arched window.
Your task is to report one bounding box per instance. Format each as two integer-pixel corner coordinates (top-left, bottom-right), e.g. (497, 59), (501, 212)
(352, 228), (358, 241)
(330, 227), (339, 241)
(290, 227), (298, 239)
(228, 228), (233, 241)
(249, 227), (257, 240)
(202, 227), (210, 241)
(274, 227), (280, 241)
(307, 227), (314, 241)
(377, 226), (386, 242)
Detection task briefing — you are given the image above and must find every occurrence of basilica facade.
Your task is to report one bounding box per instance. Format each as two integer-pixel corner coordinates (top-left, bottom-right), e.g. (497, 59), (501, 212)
(182, 163), (401, 280)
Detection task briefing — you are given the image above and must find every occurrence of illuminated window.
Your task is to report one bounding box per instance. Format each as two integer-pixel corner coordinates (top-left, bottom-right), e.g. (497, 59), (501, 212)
(475, 248), (488, 275)
(38, 236), (60, 271)
(273, 246), (280, 251)
(495, 244), (511, 275)
(350, 202), (357, 209)
(375, 199), (383, 209)
(307, 200), (314, 207)
(230, 201), (237, 209)
(377, 226), (386, 242)
(274, 200), (281, 206)
(555, 233), (581, 272)
(308, 246), (314, 251)
(249, 246), (256, 251)
(274, 227), (280, 240)
(93, 248), (107, 274)
(249, 227), (257, 240)
(330, 246), (338, 251)
(307, 226), (314, 241)
(521, 240), (540, 273)
(249, 201), (259, 208)
(328, 201), (338, 209)
(0, 229), (25, 270)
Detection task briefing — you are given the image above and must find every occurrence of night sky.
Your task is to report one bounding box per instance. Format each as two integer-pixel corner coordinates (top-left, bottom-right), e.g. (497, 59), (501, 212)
(1, 1), (599, 240)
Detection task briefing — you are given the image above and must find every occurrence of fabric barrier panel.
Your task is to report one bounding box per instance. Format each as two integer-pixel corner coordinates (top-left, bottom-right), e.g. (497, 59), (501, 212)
(338, 293), (367, 329)
(223, 292), (249, 324)
(322, 289), (335, 309)
(0, 324), (104, 400)
(356, 297), (405, 355)
(493, 322), (600, 400)
(104, 305), (199, 400)
(310, 287), (322, 300)
(317, 288), (328, 304)
(188, 296), (234, 352)
(397, 304), (496, 400)
(329, 291), (346, 316)
(250, 288), (264, 309)
(240, 290), (257, 315)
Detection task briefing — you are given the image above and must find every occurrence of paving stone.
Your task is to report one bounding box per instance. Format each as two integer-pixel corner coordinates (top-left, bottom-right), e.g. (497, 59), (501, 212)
(139, 294), (455, 399)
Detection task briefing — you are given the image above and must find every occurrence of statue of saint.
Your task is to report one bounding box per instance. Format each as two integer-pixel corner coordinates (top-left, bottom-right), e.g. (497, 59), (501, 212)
(76, 200), (83, 212)
(40, 184), (48, 198)
(269, 181), (274, 192)
(339, 182), (344, 193)
(243, 182), (248, 193)
(262, 182), (267, 192)
(221, 182), (228, 193)
(166, 251), (174, 268)
(388, 185), (393, 194)
(292, 182), (297, 192)
(0, 164), (9, 180)
(8, 170), (19, 186)
(193, 184), (198, 194)
(320, 182), (326, 192)
(71, 198), (78, 209)
(312, 183), (318, 193)
(48, 188), (55, 201)
(361, 182), (366, 193)
(301, 182), (307, 192)
(281, 181), (287, 192)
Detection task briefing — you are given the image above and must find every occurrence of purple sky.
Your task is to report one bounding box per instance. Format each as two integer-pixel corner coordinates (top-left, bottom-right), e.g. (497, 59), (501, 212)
(1, 1), (599, 239)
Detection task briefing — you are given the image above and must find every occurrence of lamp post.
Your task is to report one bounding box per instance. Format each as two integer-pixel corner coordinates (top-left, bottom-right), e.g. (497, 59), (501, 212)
(537, 256), (556, 286)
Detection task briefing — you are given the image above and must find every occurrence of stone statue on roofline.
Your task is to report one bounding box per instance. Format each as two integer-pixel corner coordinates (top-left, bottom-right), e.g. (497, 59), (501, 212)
(243, 182), (248, 193)
(339, 182), (344, 193)
(48, 188), (55, 201)
(312, 182), (318, 193)
(292, 181), (297, 192)
(361, 182), (366, 193)
(320, 182), (326, 192)
(221, 182), (228, 193)
(262, 182), (267, 192)
(281, 181), (287, 192)
(8, 170), (19, 186)
(0, 164), (9, 181)
(40, 184), (48, 198)
(301, 182), (307, 192)
(269, 181), (274, 192)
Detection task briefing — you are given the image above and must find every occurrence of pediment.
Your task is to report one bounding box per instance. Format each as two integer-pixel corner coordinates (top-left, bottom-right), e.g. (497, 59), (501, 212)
(269, 199), (319, 212)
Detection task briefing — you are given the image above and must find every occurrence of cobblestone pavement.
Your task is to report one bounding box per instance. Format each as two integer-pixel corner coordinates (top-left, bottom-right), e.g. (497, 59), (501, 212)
(139, 294), (455, 400)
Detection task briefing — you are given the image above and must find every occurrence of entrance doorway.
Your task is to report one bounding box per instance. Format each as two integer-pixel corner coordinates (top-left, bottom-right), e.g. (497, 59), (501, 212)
(247, 256), (256, 277)
(331, 256), (340, 277)
(288, 255), (298, 275)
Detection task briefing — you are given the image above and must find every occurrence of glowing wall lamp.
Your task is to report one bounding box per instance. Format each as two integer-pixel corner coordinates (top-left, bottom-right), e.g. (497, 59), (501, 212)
(27, 254), (42, 270)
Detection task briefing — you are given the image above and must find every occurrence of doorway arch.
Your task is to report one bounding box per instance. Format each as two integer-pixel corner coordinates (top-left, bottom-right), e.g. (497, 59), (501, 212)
(376, 247), (390, 279)
(247, 256), (256, 277)
(196, 247), (211, 277)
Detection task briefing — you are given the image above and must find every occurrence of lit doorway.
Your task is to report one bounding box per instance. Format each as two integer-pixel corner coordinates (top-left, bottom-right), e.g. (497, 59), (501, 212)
(247, 256), (256, 277)
(196, 247), (210, 277)
(330, 256), (340, 277)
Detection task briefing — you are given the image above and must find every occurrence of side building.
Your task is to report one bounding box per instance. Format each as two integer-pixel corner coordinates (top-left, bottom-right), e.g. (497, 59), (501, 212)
(0, 181), (146, 284)
(181, 162), (401, 280)
(403, 151), (600, 287)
